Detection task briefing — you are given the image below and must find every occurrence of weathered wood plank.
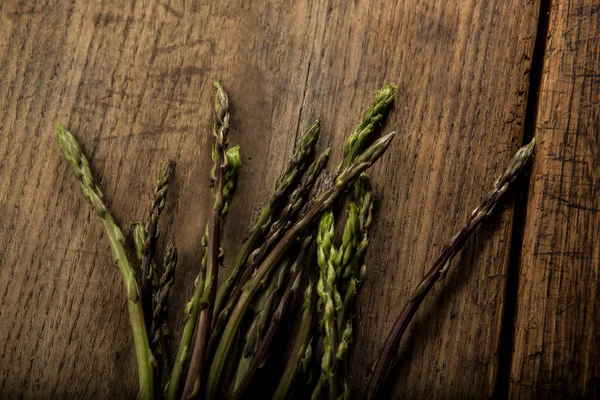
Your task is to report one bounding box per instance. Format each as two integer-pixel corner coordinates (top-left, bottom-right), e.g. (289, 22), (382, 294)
(0, 0), (540, 398)
(510, 1), (600, 398)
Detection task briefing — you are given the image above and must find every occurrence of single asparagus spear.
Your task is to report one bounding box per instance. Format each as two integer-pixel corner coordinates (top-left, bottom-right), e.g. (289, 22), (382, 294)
(56, 123), (155, 400)
(165, 146), (241, 400)
(312, 211), (342, 400)
(338, 174), (372, 341)
(231, 235), (315, 400)
(142, 161), (174, 329)
(207, 132), (396, 399)
(181, 81), (231, 400)
(151, 241), (177, 351)
(366, 140), (536, 399)
(338, 84), (397, 173)
(273, 279), (316, 400)
(210, 149), (329, 352)
(337, 174), (373, 395)
(152, 241), (177, 390)
(213, 120), (321, 327)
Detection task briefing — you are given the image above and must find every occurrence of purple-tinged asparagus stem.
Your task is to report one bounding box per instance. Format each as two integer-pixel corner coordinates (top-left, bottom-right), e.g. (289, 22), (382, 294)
(366, 140), (535, 399)
(182, 81), (230, 400)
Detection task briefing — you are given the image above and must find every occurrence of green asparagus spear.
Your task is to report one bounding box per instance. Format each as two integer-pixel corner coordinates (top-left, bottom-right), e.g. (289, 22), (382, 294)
(152, 241), (177, 389)
(181, 81), (231, 400)
(312, 211), (342, 400)
(141, 161), (174, 330)
(166, 85), (241, 400)
(56, 123), (155, 400)
(338, 84), (397, 173)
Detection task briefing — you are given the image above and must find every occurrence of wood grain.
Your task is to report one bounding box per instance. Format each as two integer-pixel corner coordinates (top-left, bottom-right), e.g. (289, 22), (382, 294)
(0, 0), (542, 398)
(510, 1), (600, 398)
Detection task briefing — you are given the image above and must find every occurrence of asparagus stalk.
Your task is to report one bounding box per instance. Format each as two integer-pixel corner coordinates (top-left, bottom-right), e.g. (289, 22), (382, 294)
(338, 84), (397, 173)
(210, 149), (329, 353)
(366, 140), (536, 399)
(338, 174), (372, 341)
(312, 211), (342, 400)
(181, 81), (231, 400)
(142, 161), (174, 329)
(273, 278), (317, 400)
(231, 235), (315, 400)
(56, 123), (155, 400)
(207, 132), (395, 399)
(152, 241), (177, 390)
(166, 145), (240, 400)
(273, 173), (334, 400)
(213, 120), (321, 327)
(231, 257), (291, 394)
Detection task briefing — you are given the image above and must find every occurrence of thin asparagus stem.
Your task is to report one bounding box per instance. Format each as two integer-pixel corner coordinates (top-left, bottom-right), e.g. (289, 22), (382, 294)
(231, 236), (315, 400)
(312, 211), (342, 400)
(273, 279), (317, 400)
(207, 132), (395, 399)
(151, 241), (177, 350)
(213, 120), (321, 327)
(338, 84), (397, 173)
(210, 149), (329, 353)
(56, 123), (155, 400)
(231, 257), (291, 394)
(366, 140), (536, 399)
(142, 161), (174, 330)
(182, 81), (231, 400)
(152, 241), (177, 392)
(166, 144), (241, 400)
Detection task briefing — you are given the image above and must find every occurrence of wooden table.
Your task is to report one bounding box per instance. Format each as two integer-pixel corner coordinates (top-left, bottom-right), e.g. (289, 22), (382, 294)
(1, 0), (598, 398)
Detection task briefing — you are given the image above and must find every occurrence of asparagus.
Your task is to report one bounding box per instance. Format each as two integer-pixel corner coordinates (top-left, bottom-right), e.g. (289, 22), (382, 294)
(273, 174), (334, 400)
(56, 123), (155, 400)
(231, 236), (315, 400)
(152, 241), (177, 390)
(210, 149), (329, 352)
(312, 211), (342, 400)
(142, 161), (174, 329)
(338, 84), (397, 173)
(366, 140), (536, 399)
(151, 242), (177, 350)
(338, 174), (372, 346)
(207, 132), (396, 399)
(231, 257), (291, 394)
(181, 81), (231, 400)
(131, 221), (146, 262)
(166, 145), (240, 400)
(213, 120), (321, 327)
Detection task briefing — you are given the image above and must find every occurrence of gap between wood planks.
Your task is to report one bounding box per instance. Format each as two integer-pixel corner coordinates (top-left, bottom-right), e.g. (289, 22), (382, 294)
(493, 0), (553, 398)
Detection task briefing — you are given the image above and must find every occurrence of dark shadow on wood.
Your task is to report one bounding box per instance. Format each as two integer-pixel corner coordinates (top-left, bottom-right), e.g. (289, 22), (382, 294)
(492, 0), (552, 398)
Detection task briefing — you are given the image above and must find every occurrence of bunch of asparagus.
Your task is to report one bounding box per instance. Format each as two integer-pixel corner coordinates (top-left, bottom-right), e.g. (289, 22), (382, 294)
(57, 79), (534, 400)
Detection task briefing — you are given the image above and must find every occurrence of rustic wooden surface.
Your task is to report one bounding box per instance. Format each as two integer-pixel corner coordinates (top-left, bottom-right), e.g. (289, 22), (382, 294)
(510, 0), (600, 399)
(0, 0), (596, 399)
